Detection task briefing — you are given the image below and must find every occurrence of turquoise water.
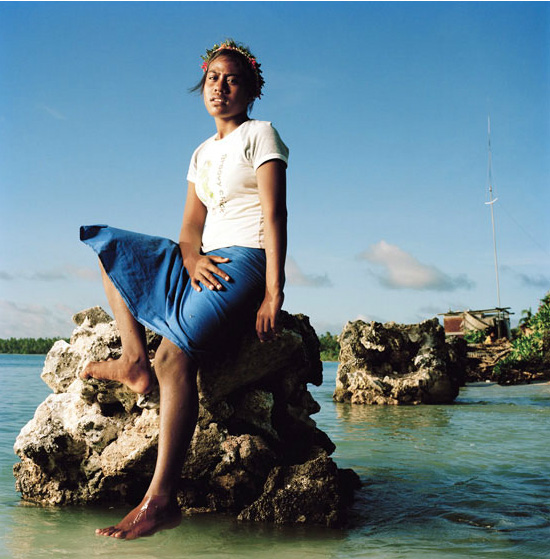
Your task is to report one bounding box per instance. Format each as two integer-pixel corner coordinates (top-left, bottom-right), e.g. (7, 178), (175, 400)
(1, 354), (549, 558)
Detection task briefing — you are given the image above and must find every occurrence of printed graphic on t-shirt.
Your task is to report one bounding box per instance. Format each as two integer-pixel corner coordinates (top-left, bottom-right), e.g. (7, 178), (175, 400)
(197, 160), (214, 203)
(196, 156), (228, 215)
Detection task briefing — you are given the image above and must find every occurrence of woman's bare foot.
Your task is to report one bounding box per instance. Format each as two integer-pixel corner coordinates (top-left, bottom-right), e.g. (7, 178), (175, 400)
(80, 355), (153, 394)
(95, 495), (182, 540)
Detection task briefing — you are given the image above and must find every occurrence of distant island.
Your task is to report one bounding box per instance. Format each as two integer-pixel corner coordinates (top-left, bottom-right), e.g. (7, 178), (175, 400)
(2, 289), (548, 385)
(0, 333), (341, 359)
(319, 332), (340, 361)
(0, 337), (69, 355)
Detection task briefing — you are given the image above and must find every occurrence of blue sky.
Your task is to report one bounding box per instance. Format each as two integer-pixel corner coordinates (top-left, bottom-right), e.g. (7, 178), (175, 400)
(1, 1), (549, 338)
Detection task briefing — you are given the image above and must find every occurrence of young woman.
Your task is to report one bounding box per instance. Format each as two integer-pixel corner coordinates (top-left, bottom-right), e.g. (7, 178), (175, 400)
(79, 40), (288, 540)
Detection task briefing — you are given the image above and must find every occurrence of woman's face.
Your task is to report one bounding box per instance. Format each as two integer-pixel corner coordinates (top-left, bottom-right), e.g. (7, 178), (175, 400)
(203, 55), (250, 120)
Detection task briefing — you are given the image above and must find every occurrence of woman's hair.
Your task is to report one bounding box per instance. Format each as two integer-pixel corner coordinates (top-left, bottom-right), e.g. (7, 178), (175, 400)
(190, 40), (264, 115)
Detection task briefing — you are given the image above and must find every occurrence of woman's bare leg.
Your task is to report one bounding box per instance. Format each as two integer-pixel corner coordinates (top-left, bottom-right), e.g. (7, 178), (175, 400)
(80, 259), (153, 394)
(96, 338), (199, 539)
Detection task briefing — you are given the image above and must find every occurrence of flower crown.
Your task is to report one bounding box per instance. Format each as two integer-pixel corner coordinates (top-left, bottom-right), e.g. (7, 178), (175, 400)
(201, 40), (264, 99)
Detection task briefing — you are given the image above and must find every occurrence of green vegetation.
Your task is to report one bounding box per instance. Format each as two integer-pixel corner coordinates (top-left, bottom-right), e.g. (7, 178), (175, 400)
(518, 307), (533, 327)
(494, 292), (550, 377)
(463, 328), (487, 344)
(0, 337), (69, 355)
(318, 332), (340, 361)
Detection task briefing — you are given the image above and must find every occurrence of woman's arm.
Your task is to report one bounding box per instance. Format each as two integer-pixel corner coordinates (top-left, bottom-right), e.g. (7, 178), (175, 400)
(179, 181), (231, 292)
(256, 160), (287, 342)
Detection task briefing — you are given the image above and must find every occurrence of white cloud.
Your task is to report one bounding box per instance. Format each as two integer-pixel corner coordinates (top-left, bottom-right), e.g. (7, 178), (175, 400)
(38, 104), (67, 120)
(68, 266), (101, 281)
(343, 313), (384, 326)
(29, 270), (68, 281)
(418, 304), (444, 317)
(0, 300), (75, 338)
(359, 240), (474, 292)
(518, 274), (550, 289)
(502, 266), (550, 289)
(352, 313), (378, 323)
(1, 266), (100, 282)
(310, 319), (345, 337)
(285, 257), (332, 288)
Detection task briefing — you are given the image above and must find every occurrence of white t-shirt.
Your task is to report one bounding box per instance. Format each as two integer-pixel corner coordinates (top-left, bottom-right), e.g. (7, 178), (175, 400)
(187, 120), (289, 253)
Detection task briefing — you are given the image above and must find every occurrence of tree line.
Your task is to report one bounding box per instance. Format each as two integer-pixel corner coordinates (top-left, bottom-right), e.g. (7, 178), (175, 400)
(1, 333), (341, 360)
(318, 332), (340, 361)
(0, 337), (69, 355)
(494, 291), (550, 378)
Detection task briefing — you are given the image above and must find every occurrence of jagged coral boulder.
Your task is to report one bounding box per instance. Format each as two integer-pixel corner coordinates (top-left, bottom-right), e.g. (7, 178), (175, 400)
(333, 318), (466, 405)
(238, 449), (357, 525)
(14, 307), (358, 526)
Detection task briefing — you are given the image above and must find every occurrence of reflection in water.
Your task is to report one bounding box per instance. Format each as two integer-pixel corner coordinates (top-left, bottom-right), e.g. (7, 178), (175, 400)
(3, 503), (347, 559)
(335, 400), (453, 432)
(1, 357), (549, 559)
(312, 363), (550, 559)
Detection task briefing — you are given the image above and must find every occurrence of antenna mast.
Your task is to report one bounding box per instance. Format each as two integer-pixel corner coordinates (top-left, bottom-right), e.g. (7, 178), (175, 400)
(486, 115), (501, 309)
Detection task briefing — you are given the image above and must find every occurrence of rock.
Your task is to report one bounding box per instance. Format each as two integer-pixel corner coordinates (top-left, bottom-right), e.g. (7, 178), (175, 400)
(14, 307), (357, 527)
(333, 318), (466, 405)
(72, 306), (112, 328)
(238, 448), (360, 527)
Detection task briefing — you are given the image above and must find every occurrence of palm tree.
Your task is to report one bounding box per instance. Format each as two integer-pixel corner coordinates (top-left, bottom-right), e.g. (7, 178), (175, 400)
(519, 308), (532, 328)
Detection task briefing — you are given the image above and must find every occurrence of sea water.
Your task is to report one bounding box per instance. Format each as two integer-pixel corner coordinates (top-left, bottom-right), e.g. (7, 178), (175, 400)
(0, 354), (548, 559)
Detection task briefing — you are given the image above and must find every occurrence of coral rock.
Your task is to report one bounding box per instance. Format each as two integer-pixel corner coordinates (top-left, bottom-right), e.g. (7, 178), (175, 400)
(334, 318), (466, 405)
(14, 307), (357, 527)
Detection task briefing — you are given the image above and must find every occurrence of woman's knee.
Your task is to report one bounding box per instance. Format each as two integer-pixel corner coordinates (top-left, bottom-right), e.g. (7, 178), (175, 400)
(154, 339), (196, 380)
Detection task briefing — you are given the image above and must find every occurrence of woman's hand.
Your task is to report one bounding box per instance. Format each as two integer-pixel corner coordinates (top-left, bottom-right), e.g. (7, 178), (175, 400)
(179, 181), (232, 292)
(184, 253), (231, 292)
(256, 291), (284, 342)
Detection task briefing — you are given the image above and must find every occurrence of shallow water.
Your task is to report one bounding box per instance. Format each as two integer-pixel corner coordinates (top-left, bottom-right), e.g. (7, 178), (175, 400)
(1, 355), (549, 558)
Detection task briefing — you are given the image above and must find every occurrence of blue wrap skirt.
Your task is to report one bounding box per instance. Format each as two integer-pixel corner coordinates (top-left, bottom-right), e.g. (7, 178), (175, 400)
(80, 225), (266, 361)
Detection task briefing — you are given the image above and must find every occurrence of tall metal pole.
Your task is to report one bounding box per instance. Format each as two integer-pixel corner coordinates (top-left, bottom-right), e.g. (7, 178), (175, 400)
(486, 116), (502, 335)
